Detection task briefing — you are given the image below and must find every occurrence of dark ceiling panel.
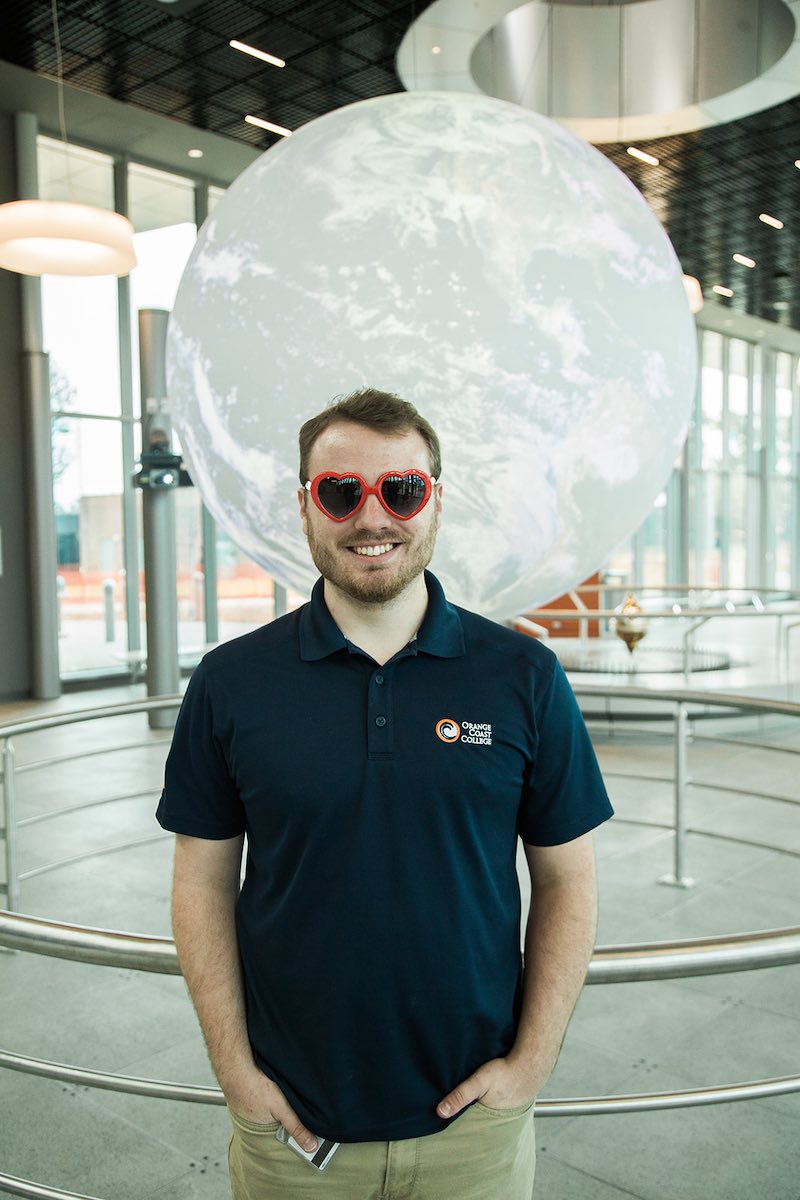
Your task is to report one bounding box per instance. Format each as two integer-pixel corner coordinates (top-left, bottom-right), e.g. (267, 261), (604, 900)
(3, 0), (799, 328)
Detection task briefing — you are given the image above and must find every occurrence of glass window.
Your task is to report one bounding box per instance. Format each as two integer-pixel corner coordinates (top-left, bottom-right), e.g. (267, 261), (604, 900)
(774, 479), (793, 589)
(701, 332), (723, 469)
(128, 163), (195, 233)
(42, 275), (121, 416)
(775, 352), (793, 476)
(128, 163), (198, 419)
(728, 473), (748, 588)
(728, 339), (749, 468)
(53, 418), (128, 678)
(37, 135), (115, 209)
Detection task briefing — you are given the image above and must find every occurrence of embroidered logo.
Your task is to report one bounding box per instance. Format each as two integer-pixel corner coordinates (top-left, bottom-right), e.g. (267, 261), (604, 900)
(435, 718), (493, 746)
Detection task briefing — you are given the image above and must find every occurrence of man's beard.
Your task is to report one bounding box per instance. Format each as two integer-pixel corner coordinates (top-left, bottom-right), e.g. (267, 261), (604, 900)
(305, 515), (438, 604)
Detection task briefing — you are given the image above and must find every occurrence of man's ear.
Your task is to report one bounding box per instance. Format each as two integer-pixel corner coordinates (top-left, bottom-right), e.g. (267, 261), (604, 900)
(297, 487), (309, 535)
(434, 481), (443, 529)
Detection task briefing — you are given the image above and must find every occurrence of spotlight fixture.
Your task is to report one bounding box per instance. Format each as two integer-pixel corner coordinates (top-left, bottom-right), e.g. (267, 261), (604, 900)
(712, 285), (734, 298)
(795, 160), (800, 169)
(230, 39), (285, 68)
(758, 213), (784, 229)
(245, 115), (292, 137)
(626, 147), (659, 166)
(732, 254), (755, 268)
(187, 148), (204, 159)
(773, 300), (789, 311)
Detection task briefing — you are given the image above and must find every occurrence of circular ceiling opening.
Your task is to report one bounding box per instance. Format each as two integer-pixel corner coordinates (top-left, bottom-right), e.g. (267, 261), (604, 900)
(397, 0), (800, 142)
(470, 0), (795, 139)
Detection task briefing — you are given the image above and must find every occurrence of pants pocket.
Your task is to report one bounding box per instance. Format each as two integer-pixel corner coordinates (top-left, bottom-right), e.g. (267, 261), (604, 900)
(473, 1097), (535, 1119)
(228, 1107), (282, 1135)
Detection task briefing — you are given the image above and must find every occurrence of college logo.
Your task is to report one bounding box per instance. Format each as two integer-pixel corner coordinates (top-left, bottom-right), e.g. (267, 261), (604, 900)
(435, 718), (461, 743)
(435, 718), (493, 746)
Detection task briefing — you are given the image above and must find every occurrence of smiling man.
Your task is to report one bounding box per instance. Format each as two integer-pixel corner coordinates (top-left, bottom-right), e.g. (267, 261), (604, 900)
(158, 388), (613, 1200)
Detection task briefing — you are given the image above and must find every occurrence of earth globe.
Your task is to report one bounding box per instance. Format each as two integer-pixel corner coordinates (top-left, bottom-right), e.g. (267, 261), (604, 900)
(167, 91), (696, 620)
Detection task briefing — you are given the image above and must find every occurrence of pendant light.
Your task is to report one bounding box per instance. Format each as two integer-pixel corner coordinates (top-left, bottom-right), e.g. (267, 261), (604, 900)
(0, 0), (136, 277)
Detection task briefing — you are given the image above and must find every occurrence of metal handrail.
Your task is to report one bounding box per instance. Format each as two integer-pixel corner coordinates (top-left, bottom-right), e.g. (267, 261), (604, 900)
(2, 1070), (798, 1200)
(0, 1173), (102, 1200)
(2, 910), (799, 983)
(1, 686), (798, 744)
(0, 1047), (798, 1116)
(0, 695), (182, 740)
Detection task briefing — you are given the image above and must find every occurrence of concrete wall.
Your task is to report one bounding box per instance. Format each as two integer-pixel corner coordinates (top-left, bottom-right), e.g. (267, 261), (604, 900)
(0, 110), (32, 699)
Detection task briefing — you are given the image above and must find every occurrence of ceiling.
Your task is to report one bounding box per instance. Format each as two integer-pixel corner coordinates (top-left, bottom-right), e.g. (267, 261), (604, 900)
(3, 0), (800, 330)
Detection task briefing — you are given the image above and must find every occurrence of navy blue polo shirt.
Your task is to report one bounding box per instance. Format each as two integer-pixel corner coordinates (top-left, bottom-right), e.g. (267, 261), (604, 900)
(157, 571), (612, 1143)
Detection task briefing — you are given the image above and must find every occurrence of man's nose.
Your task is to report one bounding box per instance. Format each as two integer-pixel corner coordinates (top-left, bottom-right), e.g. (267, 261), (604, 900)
(353, 491), (389, 525)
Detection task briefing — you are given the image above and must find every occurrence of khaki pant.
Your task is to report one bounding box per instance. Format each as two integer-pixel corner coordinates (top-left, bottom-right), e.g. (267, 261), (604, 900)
(228, 1101), (535, 1200)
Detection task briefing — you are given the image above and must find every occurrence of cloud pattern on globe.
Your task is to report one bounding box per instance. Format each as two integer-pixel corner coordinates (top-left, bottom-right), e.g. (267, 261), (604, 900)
(167, 92), (696, 620)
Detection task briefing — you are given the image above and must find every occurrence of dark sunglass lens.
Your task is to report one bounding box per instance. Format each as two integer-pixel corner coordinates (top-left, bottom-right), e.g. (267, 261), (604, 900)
(317, 476), (362, 518)
(382, 474), (426, 516)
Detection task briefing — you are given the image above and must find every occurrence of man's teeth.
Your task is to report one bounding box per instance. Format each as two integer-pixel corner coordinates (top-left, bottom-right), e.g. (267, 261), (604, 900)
(353, 543), (395, 557)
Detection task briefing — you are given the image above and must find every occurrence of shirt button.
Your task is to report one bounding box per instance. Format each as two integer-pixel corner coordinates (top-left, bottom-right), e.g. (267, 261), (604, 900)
(375, 674), (385, 685)
(375, 715), (387, 727)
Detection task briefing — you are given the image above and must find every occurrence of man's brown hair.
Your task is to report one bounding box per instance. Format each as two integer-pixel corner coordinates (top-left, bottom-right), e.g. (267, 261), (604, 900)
(298, 388), (442, 483)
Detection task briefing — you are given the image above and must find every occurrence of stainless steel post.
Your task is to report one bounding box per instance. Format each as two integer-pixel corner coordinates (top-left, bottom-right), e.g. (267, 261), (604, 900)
(3, 740), (20, 911)
(138, 309), (180, 729)
(17, 112), (61, 701)
(103, 580), (115, 642)
(114, 158), (143, 667)
(660, 701), (695, 888)
(193, 182), (220, 649)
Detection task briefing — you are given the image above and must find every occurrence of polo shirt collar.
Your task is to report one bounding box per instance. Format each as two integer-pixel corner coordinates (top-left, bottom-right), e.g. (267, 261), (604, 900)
(298, 570), (465, 661)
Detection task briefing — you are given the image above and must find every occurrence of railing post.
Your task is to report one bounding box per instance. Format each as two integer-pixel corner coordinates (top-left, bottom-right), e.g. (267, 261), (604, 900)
(2, 739), (20, 911)
(660, 701), (695, 888)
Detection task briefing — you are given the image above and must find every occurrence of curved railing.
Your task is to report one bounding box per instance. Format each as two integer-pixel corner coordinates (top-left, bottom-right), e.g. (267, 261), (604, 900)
(1, 689), (799, 1199)
(519, 583), (800, 677)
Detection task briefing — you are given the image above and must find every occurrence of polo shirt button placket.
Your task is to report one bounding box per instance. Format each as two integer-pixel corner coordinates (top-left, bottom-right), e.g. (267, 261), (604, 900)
(368, 670), (393, 756)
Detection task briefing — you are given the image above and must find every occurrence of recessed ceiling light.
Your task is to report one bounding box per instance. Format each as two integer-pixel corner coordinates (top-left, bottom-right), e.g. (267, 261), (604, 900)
(432, 45), (441, 54)
(626, 147), (659, 166)
(773, 300), (789, 310)
(732, 253), (756, 268)
(795, 160), (800, 169)
(245, 114), (292, 137)
(759, 213), (784, 229)
(713, 285), (734, 297)
(230, 39), (285, 68)
(187, 148), (204, 159)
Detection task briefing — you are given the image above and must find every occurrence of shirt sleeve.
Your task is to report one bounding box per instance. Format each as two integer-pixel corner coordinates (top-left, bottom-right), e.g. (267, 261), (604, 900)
(155, 659), (247, 839)
(518, 658), (613, 846)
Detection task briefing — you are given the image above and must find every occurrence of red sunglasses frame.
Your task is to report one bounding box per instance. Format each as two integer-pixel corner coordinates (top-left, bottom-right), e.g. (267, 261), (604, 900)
(304, 469), (437, 522)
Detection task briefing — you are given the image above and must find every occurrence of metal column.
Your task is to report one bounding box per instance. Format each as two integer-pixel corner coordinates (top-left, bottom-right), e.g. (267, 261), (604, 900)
(194, 181), (219, 646)
(16, 112), (61, 700)
(138, 309), (180, 728)
(660, 702), (695, 888)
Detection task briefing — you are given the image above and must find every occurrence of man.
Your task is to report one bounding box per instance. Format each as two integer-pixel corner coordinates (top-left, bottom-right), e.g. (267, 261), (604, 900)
(157, 388), (612, 1200)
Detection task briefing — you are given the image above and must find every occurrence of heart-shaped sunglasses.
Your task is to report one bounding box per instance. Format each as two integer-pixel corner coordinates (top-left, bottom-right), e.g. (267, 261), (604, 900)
(304, 470), (436, 522)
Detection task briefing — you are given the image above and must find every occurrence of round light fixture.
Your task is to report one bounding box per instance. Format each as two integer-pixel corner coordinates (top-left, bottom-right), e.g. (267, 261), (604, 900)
(0, 199), (137, 276)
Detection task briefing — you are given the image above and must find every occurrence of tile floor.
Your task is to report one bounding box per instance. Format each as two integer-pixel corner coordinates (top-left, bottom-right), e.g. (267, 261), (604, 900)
(0, 666), (798, 1200)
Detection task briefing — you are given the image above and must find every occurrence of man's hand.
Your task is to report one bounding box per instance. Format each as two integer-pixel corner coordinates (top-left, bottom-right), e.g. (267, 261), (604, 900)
(436, 1056), (540, 1120)
(226, 1066), (319, 1153)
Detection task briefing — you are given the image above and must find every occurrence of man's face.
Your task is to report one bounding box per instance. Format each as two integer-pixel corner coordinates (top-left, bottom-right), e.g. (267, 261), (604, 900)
(298, 420), (442, 605)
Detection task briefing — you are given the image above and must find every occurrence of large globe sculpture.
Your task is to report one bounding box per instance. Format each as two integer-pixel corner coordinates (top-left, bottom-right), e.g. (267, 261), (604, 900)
(167, 92), (696, 620)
